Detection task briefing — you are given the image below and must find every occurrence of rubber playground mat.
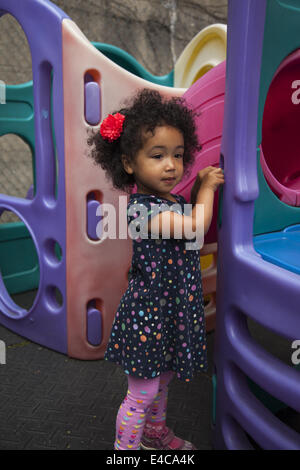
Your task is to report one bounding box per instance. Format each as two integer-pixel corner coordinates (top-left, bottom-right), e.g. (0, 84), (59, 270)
(0, 290), (214, 450)
(0, 289), (299, 450)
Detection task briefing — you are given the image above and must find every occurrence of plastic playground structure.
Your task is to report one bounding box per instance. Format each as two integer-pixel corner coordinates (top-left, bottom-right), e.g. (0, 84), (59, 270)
(0, 0), (300, 450)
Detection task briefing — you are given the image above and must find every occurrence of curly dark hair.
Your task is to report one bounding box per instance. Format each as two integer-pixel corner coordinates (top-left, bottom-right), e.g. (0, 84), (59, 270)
(87, 88), (201, 193)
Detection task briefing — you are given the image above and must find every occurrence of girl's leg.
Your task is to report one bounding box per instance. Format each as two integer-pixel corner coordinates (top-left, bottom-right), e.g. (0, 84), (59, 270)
(141, 371), (196, 450)
(144, 370), (174, 435)
(114, 374), (160, 450)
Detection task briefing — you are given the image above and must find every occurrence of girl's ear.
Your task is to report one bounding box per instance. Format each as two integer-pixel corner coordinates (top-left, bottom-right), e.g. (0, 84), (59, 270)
(121, 154), (134, 174)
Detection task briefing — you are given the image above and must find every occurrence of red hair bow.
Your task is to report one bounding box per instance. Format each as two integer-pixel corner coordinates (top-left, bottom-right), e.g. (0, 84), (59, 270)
(100, 112), (125, 142)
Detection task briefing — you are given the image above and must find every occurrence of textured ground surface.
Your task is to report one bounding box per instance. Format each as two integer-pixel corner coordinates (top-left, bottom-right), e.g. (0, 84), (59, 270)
(0, 289), (298, 450)
(0, 290), (215, 450)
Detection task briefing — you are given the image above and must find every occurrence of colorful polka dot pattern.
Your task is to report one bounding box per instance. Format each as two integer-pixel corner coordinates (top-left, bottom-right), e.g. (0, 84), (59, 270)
(104, 193), (208, 382)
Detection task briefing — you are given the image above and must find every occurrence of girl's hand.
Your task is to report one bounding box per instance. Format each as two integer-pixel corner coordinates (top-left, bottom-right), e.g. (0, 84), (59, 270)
(197, 166), (216, 182)
(192, 166), (219, 193)
(201, 167), (224, 192)
(190, 166), (224, 205)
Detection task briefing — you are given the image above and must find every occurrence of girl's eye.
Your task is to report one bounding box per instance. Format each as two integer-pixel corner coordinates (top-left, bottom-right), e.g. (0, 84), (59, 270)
(151, 154), (162, 159)
(175, 154), (183, 159)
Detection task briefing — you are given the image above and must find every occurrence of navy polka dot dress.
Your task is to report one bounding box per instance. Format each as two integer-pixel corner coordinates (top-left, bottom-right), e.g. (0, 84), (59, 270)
(104, 193), (208, 382)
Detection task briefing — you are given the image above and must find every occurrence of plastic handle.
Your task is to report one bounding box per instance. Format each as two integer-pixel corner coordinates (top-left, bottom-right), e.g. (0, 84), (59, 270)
(0, 0), (69, 201)
(84, 82), (101, 125)
(87, 195), (102, 240)
(87, 303), (102, 346)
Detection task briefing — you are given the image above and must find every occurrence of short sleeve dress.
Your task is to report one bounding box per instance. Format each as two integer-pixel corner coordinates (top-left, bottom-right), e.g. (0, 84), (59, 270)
(104, 192), (208, 382)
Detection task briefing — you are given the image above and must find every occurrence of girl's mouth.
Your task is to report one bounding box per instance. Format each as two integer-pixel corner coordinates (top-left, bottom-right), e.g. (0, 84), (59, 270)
(162, 177), (176, 183)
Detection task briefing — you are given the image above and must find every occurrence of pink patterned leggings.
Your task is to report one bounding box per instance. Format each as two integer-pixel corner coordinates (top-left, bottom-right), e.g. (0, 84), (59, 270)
(114, 370), (175, 450)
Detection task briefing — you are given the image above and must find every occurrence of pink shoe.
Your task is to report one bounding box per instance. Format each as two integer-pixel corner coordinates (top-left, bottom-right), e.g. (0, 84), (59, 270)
(140, 426), (196, 450)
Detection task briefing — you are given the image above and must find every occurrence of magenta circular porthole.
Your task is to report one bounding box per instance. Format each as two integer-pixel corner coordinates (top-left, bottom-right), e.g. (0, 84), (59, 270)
(261, 49), (300, 206)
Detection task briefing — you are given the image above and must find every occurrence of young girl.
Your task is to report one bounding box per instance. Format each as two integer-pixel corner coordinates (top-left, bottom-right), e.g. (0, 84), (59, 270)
(88, 89), (224, 451)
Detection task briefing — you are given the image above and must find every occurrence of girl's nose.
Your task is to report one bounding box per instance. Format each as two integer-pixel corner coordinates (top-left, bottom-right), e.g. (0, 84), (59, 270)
(165, 156), (175, 170)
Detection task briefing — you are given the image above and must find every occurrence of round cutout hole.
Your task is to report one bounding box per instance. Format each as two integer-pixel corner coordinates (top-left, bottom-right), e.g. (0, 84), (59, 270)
(44, 238), (62, 265)
(0, 208), (39, 316)
(262, 49), (300, 206)
(45, 285), (63, 312)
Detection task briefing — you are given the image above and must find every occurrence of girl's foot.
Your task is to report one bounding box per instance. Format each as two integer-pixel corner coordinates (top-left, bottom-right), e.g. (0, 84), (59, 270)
(140, 426), (196, 450)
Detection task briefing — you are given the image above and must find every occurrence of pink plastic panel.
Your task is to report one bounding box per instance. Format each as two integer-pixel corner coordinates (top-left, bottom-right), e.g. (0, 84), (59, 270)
(62, 20), (185, 359)
(178, 61), (226, 243)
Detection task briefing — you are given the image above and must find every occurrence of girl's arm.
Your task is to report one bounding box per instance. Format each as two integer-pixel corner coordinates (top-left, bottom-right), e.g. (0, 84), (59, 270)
(147, 167), (224, 240)
(190, 166), (216, 206)
(190, 176), (201, 207)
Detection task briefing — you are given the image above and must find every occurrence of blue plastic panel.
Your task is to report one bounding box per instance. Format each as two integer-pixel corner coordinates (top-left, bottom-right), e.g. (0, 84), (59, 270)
(254, 224), (300, 275)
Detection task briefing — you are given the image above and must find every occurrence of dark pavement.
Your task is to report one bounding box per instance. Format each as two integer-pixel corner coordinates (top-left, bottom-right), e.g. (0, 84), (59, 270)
(1, 289), (298, 450)
(0, 290), (215, 450)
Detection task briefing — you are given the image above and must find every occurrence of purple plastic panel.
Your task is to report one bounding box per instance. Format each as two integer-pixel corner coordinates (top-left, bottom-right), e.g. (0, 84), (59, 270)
(0, 0), (70, 353)
(84, 82), (101, 125)
(213, 0), (300, 450)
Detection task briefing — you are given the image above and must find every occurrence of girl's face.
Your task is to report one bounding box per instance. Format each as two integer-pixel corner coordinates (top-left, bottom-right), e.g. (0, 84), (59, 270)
(122, 125), (184, 199)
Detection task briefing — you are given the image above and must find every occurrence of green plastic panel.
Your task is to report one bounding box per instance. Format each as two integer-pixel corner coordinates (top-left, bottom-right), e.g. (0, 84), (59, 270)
(94, 42), (174, 87)
(0, 223), (39, 294)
